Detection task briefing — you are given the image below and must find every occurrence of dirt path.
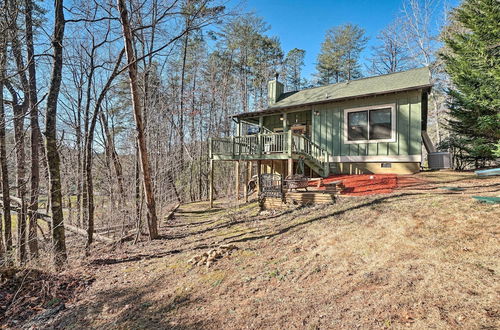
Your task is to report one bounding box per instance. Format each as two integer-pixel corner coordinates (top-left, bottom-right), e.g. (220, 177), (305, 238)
(31, 172), (500, 329)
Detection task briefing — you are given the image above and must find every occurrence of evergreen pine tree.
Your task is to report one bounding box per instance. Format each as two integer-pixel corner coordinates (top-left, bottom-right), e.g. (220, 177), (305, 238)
(316, 24), (367, 85)
(284, 48), (306, 91)
(440, 0), (500, 162)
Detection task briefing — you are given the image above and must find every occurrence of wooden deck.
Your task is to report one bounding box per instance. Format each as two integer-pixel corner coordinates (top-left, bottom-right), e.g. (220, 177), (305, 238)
(209, 131), (330, 177)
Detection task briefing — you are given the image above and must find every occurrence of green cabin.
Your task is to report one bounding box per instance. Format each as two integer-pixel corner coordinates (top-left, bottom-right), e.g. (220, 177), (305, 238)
(209, 67), (433, 177)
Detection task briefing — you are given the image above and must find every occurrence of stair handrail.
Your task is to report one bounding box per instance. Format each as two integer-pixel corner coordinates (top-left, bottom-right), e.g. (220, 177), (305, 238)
(293, 134), (330, 161)
(292, 134), (331, 175)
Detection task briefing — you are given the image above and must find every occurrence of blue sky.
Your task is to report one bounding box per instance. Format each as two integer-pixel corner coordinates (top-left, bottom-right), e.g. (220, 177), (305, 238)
(238, 0), (458, 80)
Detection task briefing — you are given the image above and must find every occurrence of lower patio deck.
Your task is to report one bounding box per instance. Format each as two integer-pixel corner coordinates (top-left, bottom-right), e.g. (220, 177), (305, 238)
(260, 174), (411, 209)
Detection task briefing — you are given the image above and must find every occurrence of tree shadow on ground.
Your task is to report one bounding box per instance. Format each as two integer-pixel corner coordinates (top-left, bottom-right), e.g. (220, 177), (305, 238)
(224, 192), (424, 245)
(90, 192), (429, 267)
(90, 174), (499, 268)
(50, 279), (207, 329)
(167, 218), (220, 228)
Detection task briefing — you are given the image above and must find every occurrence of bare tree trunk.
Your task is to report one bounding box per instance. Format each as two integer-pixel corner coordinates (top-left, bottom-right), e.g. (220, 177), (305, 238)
(25, 0), (39, 258)
(6, 0), (29, 264)
(45, 0), (67, 267)
(135, 146), (141, 235)
(75, 84), (82, 228)
(117, 0), (159, 239)
(84, 50), (124, 247)
(12, 97), (27, 264)
(99, 111), (125, 201)
(178, 25), (189, 169)
(0, 34), (11, 257)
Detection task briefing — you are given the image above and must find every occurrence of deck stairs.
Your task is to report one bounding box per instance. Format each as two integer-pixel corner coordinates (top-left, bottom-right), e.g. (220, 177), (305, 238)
(291, 134), (330, 177)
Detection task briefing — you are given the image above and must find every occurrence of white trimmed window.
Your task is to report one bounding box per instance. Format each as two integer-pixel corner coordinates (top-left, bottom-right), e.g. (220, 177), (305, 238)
(344, 104), (396, 144)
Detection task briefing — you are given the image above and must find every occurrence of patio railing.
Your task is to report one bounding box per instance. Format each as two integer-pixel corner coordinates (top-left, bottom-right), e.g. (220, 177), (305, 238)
(209, 131), (331, 176)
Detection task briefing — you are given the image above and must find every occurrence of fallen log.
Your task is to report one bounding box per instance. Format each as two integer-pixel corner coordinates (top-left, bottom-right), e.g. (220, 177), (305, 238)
(164, 203), (181, 223)
(1, 195), (115, 244)
(1, 195), (156, 245)
(93, 223), (134, 233)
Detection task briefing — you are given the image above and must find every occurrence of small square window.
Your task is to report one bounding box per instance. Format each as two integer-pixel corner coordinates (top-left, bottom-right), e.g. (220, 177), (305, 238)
(381, 163), (392, 168)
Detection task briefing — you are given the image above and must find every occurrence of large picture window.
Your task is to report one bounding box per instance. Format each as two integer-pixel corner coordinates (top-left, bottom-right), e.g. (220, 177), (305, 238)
(344, 104), (396, 143)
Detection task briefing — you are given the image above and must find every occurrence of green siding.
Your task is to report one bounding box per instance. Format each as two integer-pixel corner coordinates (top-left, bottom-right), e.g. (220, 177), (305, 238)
(320, 110), (327, 148)
(263, 114), (281, 131)
(311, 90), (422, 157)
(333, 107), (341, 155)
(409, 94), (422, 155)
(263, 110), (311, 132)
(398, 97), (410, 156)
(256, 90), (423, 159)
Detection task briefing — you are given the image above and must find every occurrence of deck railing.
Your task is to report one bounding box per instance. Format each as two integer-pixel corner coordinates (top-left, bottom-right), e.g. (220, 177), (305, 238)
(210, 132), (290, 158)
(259, 132), (288, 154)
(210, 137), (234, 156)
(209, 131), (330, 175)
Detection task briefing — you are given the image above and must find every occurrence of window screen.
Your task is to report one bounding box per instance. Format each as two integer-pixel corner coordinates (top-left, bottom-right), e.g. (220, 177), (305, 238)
(347, 111), (368, 141)
(369, 108), (392, 140)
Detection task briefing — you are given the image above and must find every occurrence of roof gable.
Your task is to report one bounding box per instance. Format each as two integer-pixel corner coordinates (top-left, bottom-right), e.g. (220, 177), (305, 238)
(269, 67), (431, 110)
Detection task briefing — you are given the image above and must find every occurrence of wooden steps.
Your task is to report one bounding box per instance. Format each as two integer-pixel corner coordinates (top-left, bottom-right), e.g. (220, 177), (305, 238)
(262, 198), (287, 210)
(261, 191), (337, 209)
(286, 192), (336, 204)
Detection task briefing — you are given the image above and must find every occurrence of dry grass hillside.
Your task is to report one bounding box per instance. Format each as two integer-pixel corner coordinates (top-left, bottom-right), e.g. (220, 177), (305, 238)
(8, 171), (500, 329)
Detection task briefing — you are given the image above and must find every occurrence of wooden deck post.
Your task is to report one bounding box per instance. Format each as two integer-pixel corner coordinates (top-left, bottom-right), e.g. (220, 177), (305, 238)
(287, 129), (293, 157)
(256, 160), (262, 195)
(236, 119), (242, 136)
(235, 161), (240, 200)
(287, 130), (293, 177)
(258, 116), (263, 157)
(244, 161), (250, 203)
(209, 159), (214, 208)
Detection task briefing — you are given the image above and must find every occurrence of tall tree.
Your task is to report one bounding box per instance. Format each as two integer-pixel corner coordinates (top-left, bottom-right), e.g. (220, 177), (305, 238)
(316, 27), (343, 85)
(252, 35), (283, 109)
(368, 19), (412, 75)
(222, 14), (282, 111)
(116, 0), (159, 239)
(25, 0), (40, 258)
(400, 0), (445, 143)
(338, 23), (368, 81)
(0, 10), (11, 257)
(45, 0), (67, 267)
(440, 0), (500, 162)
(84, 49), (124, 247)
(4, 80), (28, 263)
(283, 48), (305, 91)
(6, 0), (29, 264)
(316, 23), (367, 85)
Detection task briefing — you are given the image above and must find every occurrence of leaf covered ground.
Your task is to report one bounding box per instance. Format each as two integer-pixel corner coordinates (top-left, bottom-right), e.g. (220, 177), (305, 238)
(5, 171), (500, 329)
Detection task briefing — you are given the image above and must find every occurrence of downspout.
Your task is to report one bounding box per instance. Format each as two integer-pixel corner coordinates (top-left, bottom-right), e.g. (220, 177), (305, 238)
(422, 131), (436, 153)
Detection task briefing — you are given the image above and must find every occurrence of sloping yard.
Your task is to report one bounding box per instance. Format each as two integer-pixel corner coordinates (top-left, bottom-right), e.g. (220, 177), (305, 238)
(19, 171), (500, 328)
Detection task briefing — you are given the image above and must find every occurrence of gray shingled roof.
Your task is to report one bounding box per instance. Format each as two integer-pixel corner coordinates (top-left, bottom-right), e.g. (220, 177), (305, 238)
(235, 67), (432, 119)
